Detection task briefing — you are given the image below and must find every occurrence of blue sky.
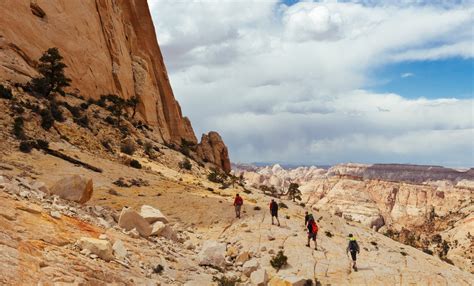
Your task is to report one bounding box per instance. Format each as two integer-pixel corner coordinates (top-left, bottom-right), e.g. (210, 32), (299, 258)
(370, 58), (473, 99)
(150, 0), (474, 167)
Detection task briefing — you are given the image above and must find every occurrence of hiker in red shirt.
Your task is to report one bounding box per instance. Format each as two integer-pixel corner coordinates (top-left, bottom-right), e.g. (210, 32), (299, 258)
(233, 194), (243, 218)
(306, 214), (319, 250)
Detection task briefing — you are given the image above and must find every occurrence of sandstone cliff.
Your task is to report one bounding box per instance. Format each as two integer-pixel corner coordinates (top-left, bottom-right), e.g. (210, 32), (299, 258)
(0, 0), (230, 172)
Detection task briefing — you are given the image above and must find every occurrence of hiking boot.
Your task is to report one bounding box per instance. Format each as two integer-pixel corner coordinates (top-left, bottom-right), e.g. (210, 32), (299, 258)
(306, 244), (310, 247)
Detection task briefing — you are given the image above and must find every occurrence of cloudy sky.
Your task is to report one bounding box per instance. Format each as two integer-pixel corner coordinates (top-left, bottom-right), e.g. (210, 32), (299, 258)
(149, 0), (473, 167)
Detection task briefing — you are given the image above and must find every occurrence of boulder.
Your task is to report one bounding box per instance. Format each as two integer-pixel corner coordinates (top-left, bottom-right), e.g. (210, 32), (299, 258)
(226, 245), (239, 258)
(250, 269), (268, 286)
(112, 240), (127, 259)
(140, 205), (169, 224)
(49, 175), (93, 204)
(198, 240), (227, 269)
(118, 207), (152, 237)
(242, 259), (259, 276)
(77, 237), (114, 261)
(269, 276), (308, 286)
(150, 221), (166, 236)
(235, 251), (251, 265)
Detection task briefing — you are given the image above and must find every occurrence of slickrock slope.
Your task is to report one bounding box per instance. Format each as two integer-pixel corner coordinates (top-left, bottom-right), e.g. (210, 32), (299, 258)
(0, 0), (230, 172)
(235, 164), (474, 273)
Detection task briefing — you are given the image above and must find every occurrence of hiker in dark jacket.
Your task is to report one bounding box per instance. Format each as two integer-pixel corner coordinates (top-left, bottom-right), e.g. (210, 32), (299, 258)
(233, 194), (243, 218)
(306, 215), (318, 250)
(269, 199), (280, 226)
(346, 234), (360, 271)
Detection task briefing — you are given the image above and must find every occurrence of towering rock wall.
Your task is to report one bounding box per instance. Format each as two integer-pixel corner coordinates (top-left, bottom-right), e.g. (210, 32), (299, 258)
(0, 0), (195, 144)
(0, 0), (230, 172)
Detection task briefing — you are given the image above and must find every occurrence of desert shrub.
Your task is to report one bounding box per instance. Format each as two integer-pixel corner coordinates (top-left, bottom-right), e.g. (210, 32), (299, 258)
(299, 203), (306, 208)
(119, 125), (129, 136)
(74, 115), (89, 128)
(63, 102), (82, 118)
(29, 48), (71, 97)
(278, 202), (288, 209)
(104, 116), (116, 125)
(120, 140), (136, 155)
(10, 103), (25, 114)
(440, 240), (450, 257)
(254, 206), (261, 210)
(35, 139), (49, 149)
(0, 84), (13, 99)
(152, 264), (164, 274)
(130, 159), (142, 169)
(101, 139), (114, 153)
(80, 102), (90, 110)
(179, 145), (190, 156)
(19, 141), (33, 153)
(400, 251), (408, 257)
(50, 101), (65, 122)
(243, 188), (252, 194)
(179, 158), (192, 170)
(212, 276), (240, 286)
(136, 138), (143, 146)
(440, 257), (454, 265)
(208, 169), (225, 184)
(370, 241), (378, 246)
(39, 108), (54, 130)
(143, 141), (154, 156)
(325, 231), (333, 238)
(207, 187), (214, 192)
(13, 117), (26, 139)
(287, 183), (302, 202)
(422, 249), (433, 255)
(270, 250), (288, 271)
(432, 234), (442, 244)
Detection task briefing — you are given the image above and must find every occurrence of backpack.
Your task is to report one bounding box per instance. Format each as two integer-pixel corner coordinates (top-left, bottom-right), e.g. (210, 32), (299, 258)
(349, 240), (359, 252)
(311, 220), (318, 233)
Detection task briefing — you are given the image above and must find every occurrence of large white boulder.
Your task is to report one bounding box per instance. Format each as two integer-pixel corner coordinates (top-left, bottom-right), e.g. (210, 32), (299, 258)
(140, 205), (169, 224)
(77, 237), (113, 261)
(118, 207), (152, 237)
(112, 239), (127, 259)
(198, 240), (227, 269)
(150, 221), (166, 236)
(49, 175), (93, 203)
(250, 269), (268, 286)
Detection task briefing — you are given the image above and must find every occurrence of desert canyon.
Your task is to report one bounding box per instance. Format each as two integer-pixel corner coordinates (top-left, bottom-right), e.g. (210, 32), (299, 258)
(0, 1), (472, 285)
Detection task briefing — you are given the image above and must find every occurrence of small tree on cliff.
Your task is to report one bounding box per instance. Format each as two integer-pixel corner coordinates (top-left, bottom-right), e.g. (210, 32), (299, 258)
(286, 182), (302, 202)
(127, 96), (140, 119)
(30, 47), (71, 97)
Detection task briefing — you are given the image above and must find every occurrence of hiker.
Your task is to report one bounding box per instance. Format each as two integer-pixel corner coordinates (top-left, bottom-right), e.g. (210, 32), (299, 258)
(233, 194), (243, 218)
(304, 211), (311, 226)
(346, 234), (360, 271)
(306, 215), (318, 250)
(269, 199), (280, 226)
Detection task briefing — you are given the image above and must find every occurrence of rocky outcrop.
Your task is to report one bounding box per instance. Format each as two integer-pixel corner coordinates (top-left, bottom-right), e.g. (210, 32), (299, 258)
(196, 132), (231, 173)
(0, 0), (197, 144)
(49, 175), (93, 204)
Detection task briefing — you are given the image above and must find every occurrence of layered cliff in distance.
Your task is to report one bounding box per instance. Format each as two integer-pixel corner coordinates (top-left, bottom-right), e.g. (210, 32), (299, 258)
(234, 163), (474, 272)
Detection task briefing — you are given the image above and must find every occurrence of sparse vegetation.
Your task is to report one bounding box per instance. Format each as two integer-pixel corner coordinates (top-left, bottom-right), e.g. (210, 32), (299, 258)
(35, 139), (49, 149)
(422, 249), (434, 255)
(120, 140), (136, 155)
(130, 159), (142, 169)
(127, 96), (140, 118)
(254, 206), (261, 210)
(0, 84), (13, 99)
(278, 202), (288, 209)
(287, 183), (302, 202)
(212, 275), (240, 286)
(152, 264), (164, 274)
(179, 158), (192, 170)
(325, 231), (333, 238)
(39, 108), (54, 130)
(208, 169), (226, 184)
(13, 117), (26, 139)
(19, 141), (33, 153)
(400, 251), (408, 257)
(28, 47), (71, 97)
(270, 250), (288, 271)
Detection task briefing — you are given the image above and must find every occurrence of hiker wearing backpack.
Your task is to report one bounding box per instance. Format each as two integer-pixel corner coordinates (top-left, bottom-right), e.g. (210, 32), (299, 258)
(269, 199), (280, 226)
(346, 234), (360, 271)
(233, 194), (243, 218)
(306, 215), (318, 250)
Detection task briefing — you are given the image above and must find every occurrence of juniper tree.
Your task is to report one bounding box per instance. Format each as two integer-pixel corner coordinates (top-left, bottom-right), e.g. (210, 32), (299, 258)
(30, 48), (71, 97)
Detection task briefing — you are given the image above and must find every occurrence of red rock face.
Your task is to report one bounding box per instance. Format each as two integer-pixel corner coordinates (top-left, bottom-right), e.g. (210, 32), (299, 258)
(197, 132), (232, 173)
(0, 0), (196, 144)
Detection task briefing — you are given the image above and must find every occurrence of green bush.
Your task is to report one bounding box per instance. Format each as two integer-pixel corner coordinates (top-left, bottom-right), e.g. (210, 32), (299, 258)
(74, 115), (89, 128)
(212, 276), (240, 286)
(0, 84), (13, 99)
(19, 141), (33, 153)
(270, 250), (288, 271)
(130, 159), (142, 169)
(208, 169), (225, 184)
(50, 101), (65, 122)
